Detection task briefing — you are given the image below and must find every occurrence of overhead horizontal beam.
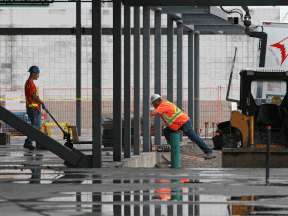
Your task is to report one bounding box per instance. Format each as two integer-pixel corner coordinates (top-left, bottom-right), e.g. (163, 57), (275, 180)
(194, 25), (246, 34)
(162, 6), (227, 20)
(183, 15), (229, 25)
(0, 28), (74, 35)
(0, 27), (250, 35)
(123, 0), (288, 6)
(0, 27), (196, 35)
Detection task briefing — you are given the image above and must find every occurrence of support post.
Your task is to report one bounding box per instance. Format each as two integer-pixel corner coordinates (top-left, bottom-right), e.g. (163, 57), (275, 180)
(266, 126), (271, 185)
(188, 31), (194, 124)
(155, 10), (161, 146)
(167, 15), (173, 103)
(113, 0), (122, 161)
(171, 132), (180, 168)
(143, 7), (150, 152)
(177, 22), (183, 141)
(194, 33), (200, 133)
(92, 0), (102, 168)
(134, 7), (140, 155)
(76, 1), (81, 136)
(124, 5), (131, 158)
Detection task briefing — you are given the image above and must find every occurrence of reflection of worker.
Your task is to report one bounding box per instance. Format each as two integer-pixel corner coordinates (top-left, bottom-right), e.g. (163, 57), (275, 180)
(23, 66), (46, 150)
(150, 94), (216, 159)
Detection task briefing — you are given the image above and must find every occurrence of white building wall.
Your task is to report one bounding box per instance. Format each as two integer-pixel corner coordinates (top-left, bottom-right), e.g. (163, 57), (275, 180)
(0, 6), (279, 102)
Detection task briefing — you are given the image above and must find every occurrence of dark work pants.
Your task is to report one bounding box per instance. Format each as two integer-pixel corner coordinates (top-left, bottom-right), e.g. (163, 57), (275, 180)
(163, 119), (212, 154)
(24, 107), (42, 148)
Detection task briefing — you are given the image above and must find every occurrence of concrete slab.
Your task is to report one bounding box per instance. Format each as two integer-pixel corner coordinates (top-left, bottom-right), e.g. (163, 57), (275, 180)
(2, 137), (288, 215)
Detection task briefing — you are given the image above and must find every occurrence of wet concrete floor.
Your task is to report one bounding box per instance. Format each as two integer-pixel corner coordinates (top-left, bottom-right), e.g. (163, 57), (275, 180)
(1, 137), (288, 215)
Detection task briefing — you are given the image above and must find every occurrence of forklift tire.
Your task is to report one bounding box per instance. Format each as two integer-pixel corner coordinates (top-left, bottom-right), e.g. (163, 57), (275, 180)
(65, 142), (73, 149)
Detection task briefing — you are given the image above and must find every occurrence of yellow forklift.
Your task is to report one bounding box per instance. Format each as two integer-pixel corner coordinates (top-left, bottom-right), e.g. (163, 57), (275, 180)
(213, 68), (288, 167)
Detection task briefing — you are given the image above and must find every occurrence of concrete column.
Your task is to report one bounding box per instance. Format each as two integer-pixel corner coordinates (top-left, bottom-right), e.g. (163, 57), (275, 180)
(113, 0), (122, 161)
(92, 0), (102, 168)
(76, 1), (81, 136)
(133, 7), (140, 155)
(154, 10), (161, 145)
(188, 31), (194, 124)
(124, 5), (131, 158)
(194, 33), (200, 133)
(167, 15), (173, 103)
(143, 7), (150, 152)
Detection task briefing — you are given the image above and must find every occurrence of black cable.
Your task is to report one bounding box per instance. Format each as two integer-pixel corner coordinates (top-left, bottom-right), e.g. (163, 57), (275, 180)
(220, 6), (243, 19)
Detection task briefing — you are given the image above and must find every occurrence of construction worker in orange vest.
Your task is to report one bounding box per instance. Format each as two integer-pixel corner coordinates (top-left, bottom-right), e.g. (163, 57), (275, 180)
(150, 94), (216, 159)
(23, 66), (47, 150)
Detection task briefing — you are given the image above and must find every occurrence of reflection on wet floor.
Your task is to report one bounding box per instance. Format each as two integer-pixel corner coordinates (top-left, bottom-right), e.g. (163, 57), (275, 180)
(2, 140), (288, 215)
(2, 166), (288, 215)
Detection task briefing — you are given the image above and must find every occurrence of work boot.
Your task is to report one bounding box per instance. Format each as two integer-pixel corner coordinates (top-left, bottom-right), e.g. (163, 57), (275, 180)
(205, 151), (216, 159)
(23, 145), (36, 151)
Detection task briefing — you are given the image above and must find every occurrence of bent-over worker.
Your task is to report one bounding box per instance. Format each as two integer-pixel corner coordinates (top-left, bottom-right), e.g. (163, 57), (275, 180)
(150, 94), (216, 159)
(23, 66), (47, 150)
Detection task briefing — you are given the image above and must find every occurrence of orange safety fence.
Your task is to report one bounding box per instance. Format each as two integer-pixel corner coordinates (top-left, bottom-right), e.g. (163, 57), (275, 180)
(0, 86), (238, 136)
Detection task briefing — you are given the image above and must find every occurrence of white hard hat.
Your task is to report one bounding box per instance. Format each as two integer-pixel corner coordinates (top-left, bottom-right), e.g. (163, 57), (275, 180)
(151, 94), (161, 103)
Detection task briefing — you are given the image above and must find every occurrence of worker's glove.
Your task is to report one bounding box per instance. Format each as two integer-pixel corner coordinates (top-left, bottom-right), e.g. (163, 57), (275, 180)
(42, 104), (47, 111)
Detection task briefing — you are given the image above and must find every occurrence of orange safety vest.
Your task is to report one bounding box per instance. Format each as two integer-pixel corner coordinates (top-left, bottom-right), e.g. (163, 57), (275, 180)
(25, 79), (41, 112)
(156, 100), (189, 131)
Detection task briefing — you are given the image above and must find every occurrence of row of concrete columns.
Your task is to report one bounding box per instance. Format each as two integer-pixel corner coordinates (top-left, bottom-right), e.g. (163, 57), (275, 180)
(91, 1), (200, 167)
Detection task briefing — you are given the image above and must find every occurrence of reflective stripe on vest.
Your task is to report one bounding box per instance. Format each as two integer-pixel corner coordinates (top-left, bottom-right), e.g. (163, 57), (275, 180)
(161, 100), (183, 127)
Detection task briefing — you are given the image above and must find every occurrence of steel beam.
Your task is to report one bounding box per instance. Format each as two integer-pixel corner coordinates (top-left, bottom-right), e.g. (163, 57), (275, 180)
(167, 15), (173, 103)
(177, 22), (183, 141)
(194, 25), (246, 34)
(163, 6), (227, 20)
(134, 7), (140, 156)
(0, 28), (74, 35)
(123, 0), (288, 6)
(76, 1), (81, 136)
(154, 10), (161, 146)
(0, 27), (245, 35)
(188, 30), (194, 125)
(194, 33), (200, 134)
(92, 0), (102, 168)
(177, 22), (183, 110)
(143, 7), (151, 152)
(113, 0), (122, 161)
(124, 5), (131, 158)
(0, 106), (91, 168)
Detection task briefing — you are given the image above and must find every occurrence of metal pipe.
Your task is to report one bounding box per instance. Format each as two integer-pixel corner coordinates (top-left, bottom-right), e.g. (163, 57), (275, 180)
(113, 0), (122, 161)
(171, 132), (180, 168)
(194, 33), (200, 133)
(124, 5), (131, 158)
(155, 10), (161, 146)
(188, 30), (194, 125)
(250, 117), (254, 147)
(92, 0), (102, 168)
(76, 1), (81, 136)
(134, 7), (140, 155)
(266, 126), (271, 186)
(143, 7), (150, 152)
(167, 15), (173, 103)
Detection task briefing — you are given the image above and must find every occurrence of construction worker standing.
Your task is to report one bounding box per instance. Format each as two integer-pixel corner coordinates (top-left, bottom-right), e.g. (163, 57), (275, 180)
(23, 66), (46, 150)
(150, 94), (216, 159)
